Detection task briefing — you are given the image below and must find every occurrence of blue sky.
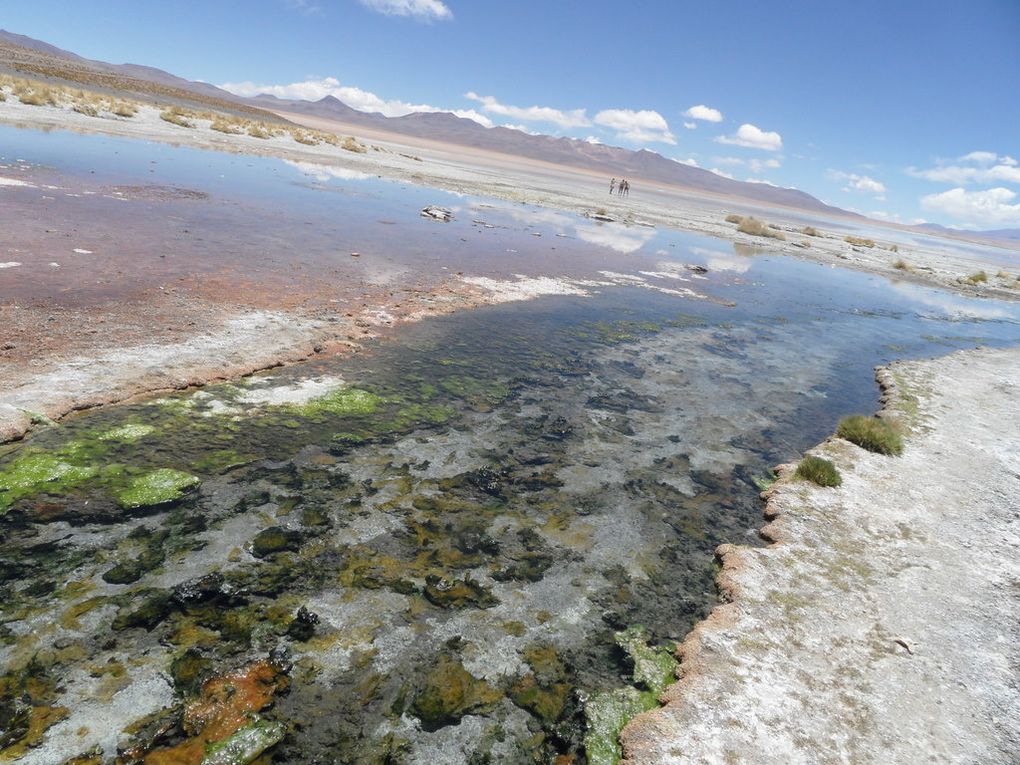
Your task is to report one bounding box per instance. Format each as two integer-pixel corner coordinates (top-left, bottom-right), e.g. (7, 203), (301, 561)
(5, 0), (1020, 228)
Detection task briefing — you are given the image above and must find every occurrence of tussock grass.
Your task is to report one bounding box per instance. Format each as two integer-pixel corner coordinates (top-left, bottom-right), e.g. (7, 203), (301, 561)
(342, 136), (367, 153)
(836, 415), (903, 456)
(18, 86), (57, 106)
(737, 216), (785, 240)
(72, 100), (99, 117)
(893, 259), (912, 271)
(0, 90), (6, 102)
(291, 129), (319, 146)
(802, 226), (820, 236)
(318, 132), (342, 146)
(112, 102), (137, 118)
(845, 236), (876, 248)
(247, 123), (272, 139)
(210, 117), (244, 134)
(964, 270), (988, 285)
(996, 270), (1010, 279)
(888, 243), (899, 253)
(160, 106), (194, 128)
(725, 214), (744, 224)
(795, 456), (842, 487)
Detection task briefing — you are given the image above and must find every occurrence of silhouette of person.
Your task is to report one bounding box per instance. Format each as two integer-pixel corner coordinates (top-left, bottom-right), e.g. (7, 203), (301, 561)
(610, 178), (617, 195)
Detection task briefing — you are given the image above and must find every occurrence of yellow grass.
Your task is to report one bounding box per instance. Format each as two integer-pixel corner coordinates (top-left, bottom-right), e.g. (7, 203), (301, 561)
(845, 235), (876, 248)
(802, 226), (820, 236)
(725, 214), (744, 224)
(159, 106), (195, 128)
(737, 216), (785, 240)
(342, 136), (367, 153)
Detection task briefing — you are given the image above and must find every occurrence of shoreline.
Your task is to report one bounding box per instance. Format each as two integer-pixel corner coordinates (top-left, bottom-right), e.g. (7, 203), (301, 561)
(620, 345), (1020, 763)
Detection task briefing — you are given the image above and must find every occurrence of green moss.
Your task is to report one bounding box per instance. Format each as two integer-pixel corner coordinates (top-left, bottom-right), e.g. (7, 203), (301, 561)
(290, 387), (383, 417)
(836, 415), (903, 456)
(201, 717), (286, 765)
(98, 423), (156, 442)
(115, 468), (200, 509)
(0, 452), (98, 512)
(795, 456), (842, 487)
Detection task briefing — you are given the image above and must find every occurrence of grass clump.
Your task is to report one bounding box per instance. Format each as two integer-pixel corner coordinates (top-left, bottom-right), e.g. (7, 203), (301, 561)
(160, 106), (194, 128)
(893, 259), (912, 271)
(737, 216), (785, 240)
(845, 235), (876, 248)
(341, 136), (367, 153)
(802, 226), (820, 236)
(112, 102), (137, 117)
(211, 117), (244, 134)
(291, 129), (319, 145)
(964, 270), (988, 285)
(247, 123), (272, 139)
(836, 415), (903, 456)
(0, 90), (6, 102)
(72, 100), (98, 117)
(18, 86), (56, 106)
(725, 214), (744, 224)
(795, 456), (842, 487)
(889, 243), (899, 253)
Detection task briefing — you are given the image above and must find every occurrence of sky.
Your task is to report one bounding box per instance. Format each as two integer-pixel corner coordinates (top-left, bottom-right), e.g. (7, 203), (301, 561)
(4, 0), (1020, 229)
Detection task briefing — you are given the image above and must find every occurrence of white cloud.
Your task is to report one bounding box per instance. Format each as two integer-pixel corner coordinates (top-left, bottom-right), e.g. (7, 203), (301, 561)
(284, 160), (371, 182)
(219, 77), (492, 126)
(714, 156), (745, 166)
(575, 222), (656, 253)
(907, 151), (1020, 185)
(593, 109), (675, 144)
(715, 123), (783, 151)
(921, 187), (1020, 226)
(358, 0), (451, 19)
(749, 157), (781, 174)
(683, 104), (723, 123)
(501, 123), (539, 135)
(583, 136), (602, 145)
(683, 121), (697, 130)
(673, 157), (698, 167)
(745, 178), (777, 186)
(285, 0), (322, 15)
(829, 170), (886, 199)
(464, 92), (590, 129)
(709, 168), (734, 180)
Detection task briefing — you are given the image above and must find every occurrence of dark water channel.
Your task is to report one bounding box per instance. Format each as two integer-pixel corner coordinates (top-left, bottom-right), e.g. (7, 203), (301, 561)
(2, 128), (1020, 765)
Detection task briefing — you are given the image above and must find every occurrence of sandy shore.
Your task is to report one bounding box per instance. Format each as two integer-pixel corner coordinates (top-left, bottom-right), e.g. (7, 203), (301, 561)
(620, 345), (1020, 764)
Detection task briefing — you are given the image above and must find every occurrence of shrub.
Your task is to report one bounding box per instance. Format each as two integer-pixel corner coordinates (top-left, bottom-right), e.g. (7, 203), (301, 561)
(802, 226), (819, 236)
(0, 90), (6, 102)
(893, 259), (911, 271)
(738, 216), (785, 240)
(318, 132), (341, 146)
(845, 236), (876, 248)
(996, 270), (1009, 279)
(965, 270), (988, 284)
(247, 123), (272, 139)
(160, 107), (194, 128)
(795, 456), (842, 487)
(889, 244), (899, 253)
(112, 102), (137, 117)
(210, 117), (243, 134)
(836, 415), (903, 455)
(725, 214), (744, 224)
(291, 129), (319, 145)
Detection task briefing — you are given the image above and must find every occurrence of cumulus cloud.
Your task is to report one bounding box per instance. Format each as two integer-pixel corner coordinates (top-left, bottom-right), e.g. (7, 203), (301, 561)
(709, 168), (734, 180)
(673, 157), (698, 167)
(683, 121), (697, 130)
(219, 76), (492, 126)
(921, 187), (1020, 226)
(593, 109), (675, 144)
(715, 123), (783, 151)
(683, 104), (723, 123)
(714, 156), (781, 174)
(358, 0), (451, 19)
(907, 151), (1020, 185)
(829, 170), (886, 199)
(464, 92), (590, 129)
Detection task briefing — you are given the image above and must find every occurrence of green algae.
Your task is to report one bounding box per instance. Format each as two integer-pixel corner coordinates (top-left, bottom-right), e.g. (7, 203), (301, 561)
(583, 626), (678, 765)
(115, 468), (201, 509)
(289, 387), (383, 417)
(0, 452), (98, 512)
(98, 423), (156, 442)
(201, 717), (286, 765)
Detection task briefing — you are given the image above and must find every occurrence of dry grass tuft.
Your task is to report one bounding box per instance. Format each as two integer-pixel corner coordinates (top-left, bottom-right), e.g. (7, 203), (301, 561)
(964, 270), (988, 285)
(801, 226), (820, 236)
(210, 117), (244, 134)
(160, 106), (194, 128)
(845, 235), (876, 248)
(893, 259), (912, 271)
(737, 216), (785, 240)
(888, 243), (899, 253)
(112, 102), (137, 118)
(291, 129), (319, 146)
(342, 136), (367, 153)
(17, 86), (57, 106)
(247, 123), (272, 139)
(72, 100), (99, 117)
(725, 214), (744, 224)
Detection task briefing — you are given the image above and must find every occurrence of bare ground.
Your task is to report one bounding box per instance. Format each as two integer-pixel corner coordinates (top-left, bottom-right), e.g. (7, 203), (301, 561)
(620, 345), (1020, 764)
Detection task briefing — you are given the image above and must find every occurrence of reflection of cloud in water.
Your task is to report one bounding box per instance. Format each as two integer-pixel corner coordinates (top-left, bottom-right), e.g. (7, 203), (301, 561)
(732, 242), (768, 258)
(890, 282), (1014, 320)
(691, 246), (751, 273)
(284, 160), (371, 183)
(575, 223), (655, 254)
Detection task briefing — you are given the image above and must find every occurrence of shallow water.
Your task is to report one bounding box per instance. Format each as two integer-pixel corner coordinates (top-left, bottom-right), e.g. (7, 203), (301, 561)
(2, 125), (1020, 764)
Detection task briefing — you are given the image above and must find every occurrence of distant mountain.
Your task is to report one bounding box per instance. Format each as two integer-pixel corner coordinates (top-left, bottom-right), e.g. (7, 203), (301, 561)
(918, 223), (1020, 244)
(0, 29), (853, 217)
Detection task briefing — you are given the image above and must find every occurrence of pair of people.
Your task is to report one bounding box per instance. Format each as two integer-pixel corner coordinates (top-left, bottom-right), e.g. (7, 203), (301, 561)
(609, 178), (630, 196)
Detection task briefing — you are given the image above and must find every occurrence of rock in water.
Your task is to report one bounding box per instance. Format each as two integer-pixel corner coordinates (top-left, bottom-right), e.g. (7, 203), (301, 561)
(420, 205), (453, 222)
(200, 718), (286, 765)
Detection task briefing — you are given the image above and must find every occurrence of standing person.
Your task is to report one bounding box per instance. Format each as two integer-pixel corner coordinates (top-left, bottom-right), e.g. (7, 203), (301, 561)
(609, 178), (617, 195)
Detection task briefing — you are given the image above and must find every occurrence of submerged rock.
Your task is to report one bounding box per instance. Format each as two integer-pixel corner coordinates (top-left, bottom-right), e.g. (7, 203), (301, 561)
(249, 527), (302, 558)
(285, 606), (319, 641)
(423, 574), (498, 609)
(410, 655), (501, 731)
(0, 452), (98, 513)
